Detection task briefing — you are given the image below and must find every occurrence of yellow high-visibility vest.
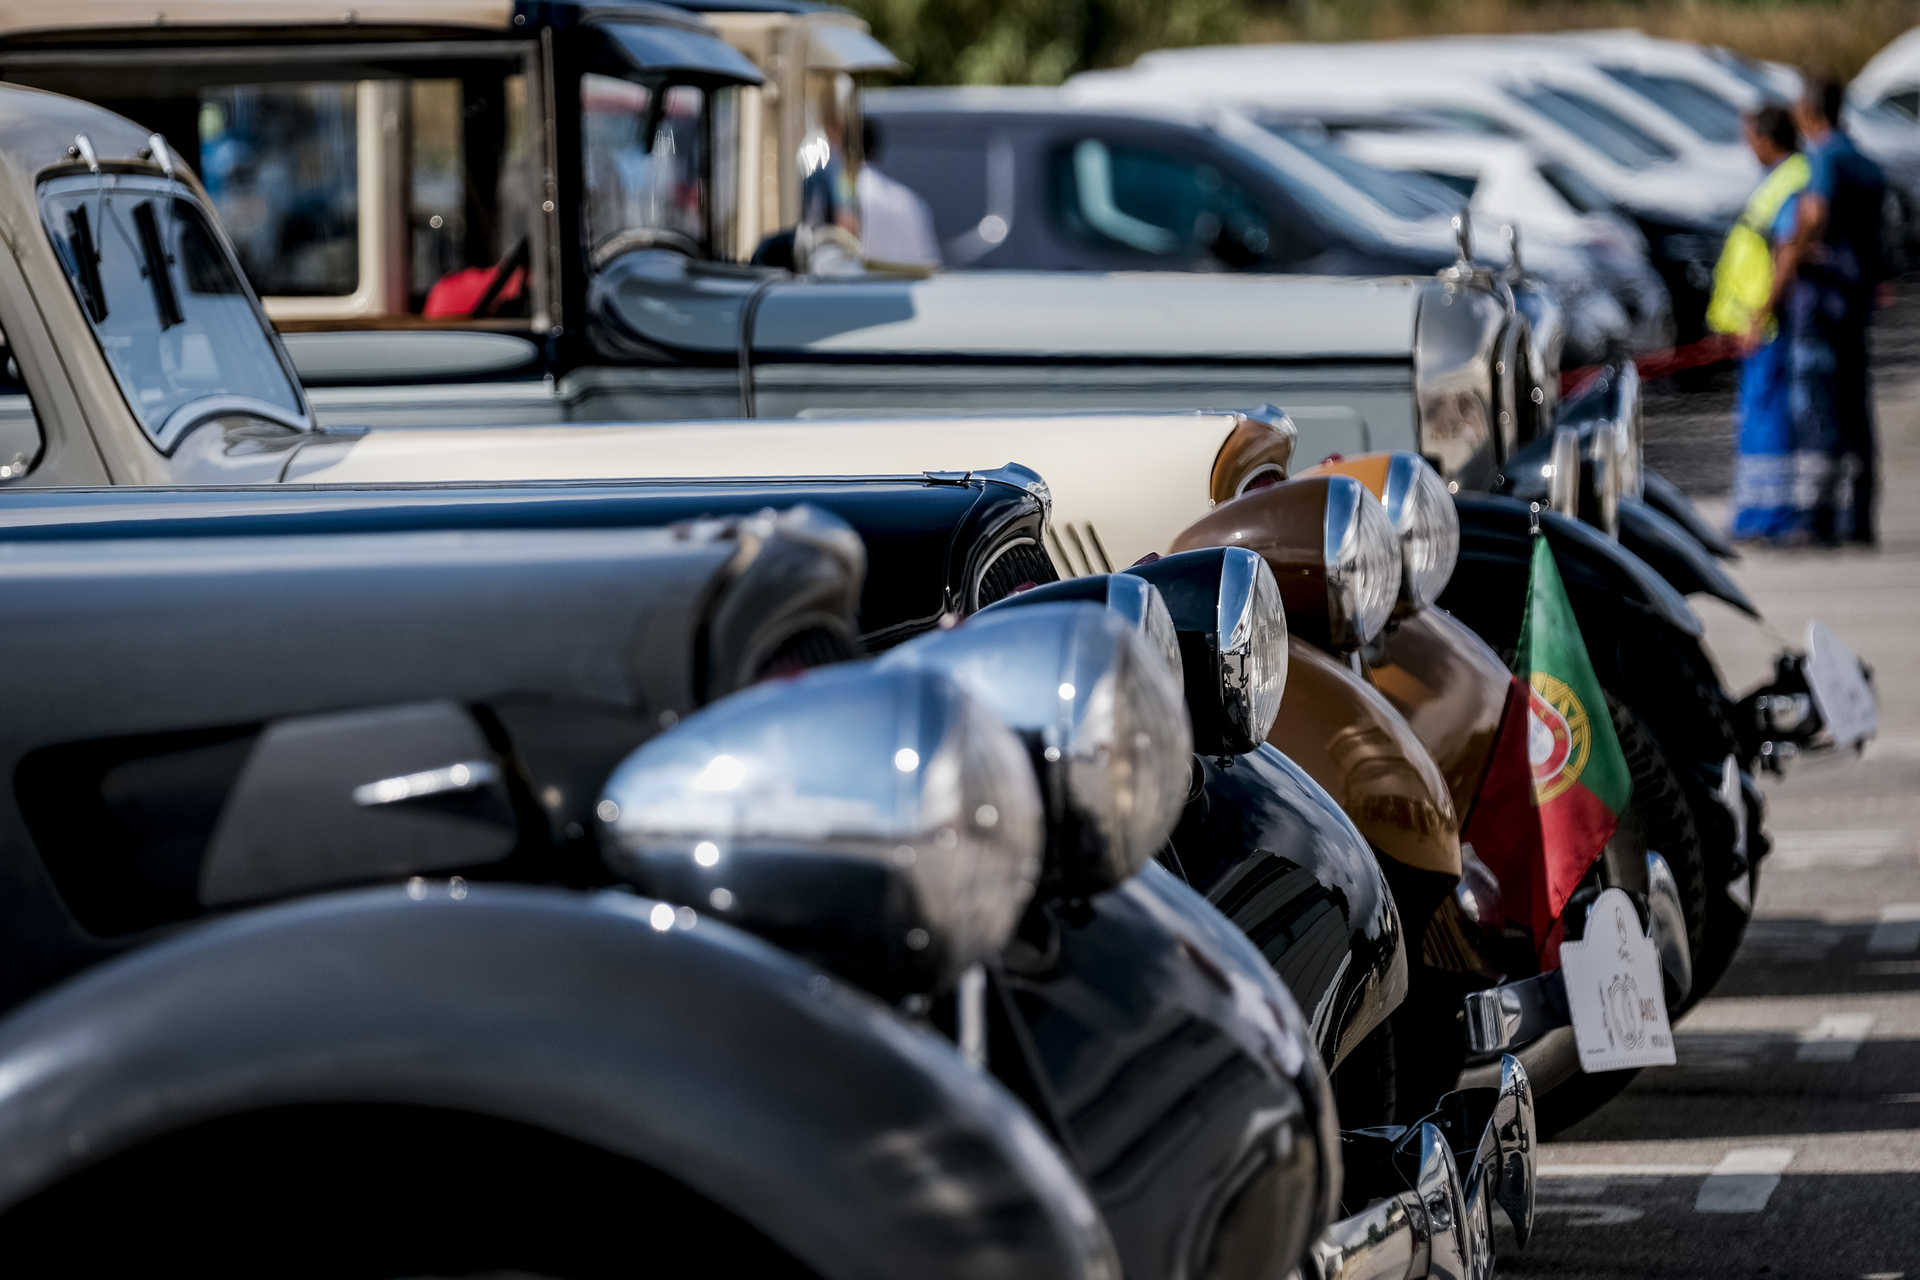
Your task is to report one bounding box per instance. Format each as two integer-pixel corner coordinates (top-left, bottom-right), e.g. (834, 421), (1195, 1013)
(1706, 153), (1811, 336)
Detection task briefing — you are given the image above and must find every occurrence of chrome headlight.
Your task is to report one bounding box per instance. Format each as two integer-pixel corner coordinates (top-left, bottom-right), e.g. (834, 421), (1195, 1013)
(975, 572), (1184, 688)
(884, 602), (1193, 896)
(1546, 426), (1581, 519)
(1380, 452), (1461, 615)
(1323, 476), (1403, 650)
(1125, 546), (1288, 755)
(1584, 422), (1622, 537)
(597, 664), (1044, 995)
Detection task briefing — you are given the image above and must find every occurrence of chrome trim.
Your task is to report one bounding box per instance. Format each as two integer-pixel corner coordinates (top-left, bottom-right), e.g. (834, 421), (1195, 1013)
(975, 462), (1053, 521)
(1463, 968), (1569, 1059)
(1235, 461), (1287, 496)
(968, 535), (1039, 612)
(1646, 851), (1695, 1004)
(1214, 546), (1288, 748)
(957, 963), (988, 1069)
(1322, 475), (1402, 651)
(1546, 427), (1582, 518)
(1308, 1193), (1418, 1280)
(354, 760), (500, 808)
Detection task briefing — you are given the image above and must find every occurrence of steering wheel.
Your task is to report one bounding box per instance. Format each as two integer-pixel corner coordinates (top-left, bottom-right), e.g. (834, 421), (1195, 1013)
(469, 235), (532, 319)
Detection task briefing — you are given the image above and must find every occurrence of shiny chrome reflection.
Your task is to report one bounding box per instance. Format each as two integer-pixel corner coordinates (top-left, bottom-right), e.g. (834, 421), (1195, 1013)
(1646, 851), (1695, 1004)
(1379, 452), (1462, 615)
(1322, 475), (1403, 651)
(1214, 546), (1289, 748)
(883, 603), (1192, 895)
(1546, 427), (1581, 519)
(597, 664), (1044, 992)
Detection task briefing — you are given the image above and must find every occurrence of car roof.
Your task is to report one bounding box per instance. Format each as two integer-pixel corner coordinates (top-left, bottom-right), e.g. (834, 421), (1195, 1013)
(0, 0), (709, 40)
(1339, 130), (1541, 169)
(0, 78), (155, 191)
(869, 85), (1220, 129)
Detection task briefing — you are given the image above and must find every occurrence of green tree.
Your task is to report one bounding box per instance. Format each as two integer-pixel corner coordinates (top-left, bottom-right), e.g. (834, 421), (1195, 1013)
(846, 0), (1247, 85)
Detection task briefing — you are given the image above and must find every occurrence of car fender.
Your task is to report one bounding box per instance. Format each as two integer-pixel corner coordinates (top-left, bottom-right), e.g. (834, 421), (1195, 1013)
(1168, 746), (1409, 1069)
(0, 885), (1112, 1280)
(1271, 639), (1462, 880)
(1618, 497), (1758, 617)
(1445, 493), (1702, 641)
(1643, 468), (1739, 561)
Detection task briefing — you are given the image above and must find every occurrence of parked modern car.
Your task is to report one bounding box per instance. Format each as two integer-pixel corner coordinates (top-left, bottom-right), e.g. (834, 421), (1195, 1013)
(867, 87), (1623, 367)
(1333, 129), (1675, 353)
(1071, 53), (1742, 337)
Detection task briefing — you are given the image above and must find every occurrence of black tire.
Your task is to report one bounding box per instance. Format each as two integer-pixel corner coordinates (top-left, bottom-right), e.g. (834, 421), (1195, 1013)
(1607, 689), (1709, 971)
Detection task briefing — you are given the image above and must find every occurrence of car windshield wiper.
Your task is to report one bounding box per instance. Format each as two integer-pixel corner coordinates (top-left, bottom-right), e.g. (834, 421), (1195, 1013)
(132, 199), (184, 331)
(64, 206), (108, 324)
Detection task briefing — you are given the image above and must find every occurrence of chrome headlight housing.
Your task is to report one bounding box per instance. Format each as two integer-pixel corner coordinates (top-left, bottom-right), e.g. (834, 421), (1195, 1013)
(1324, 476), (1403, 650)
(1125, 546), (1288, 755)
(1379, 452), (1461, 615)
(597, 664), (1044, 995)
(884, 602), (1193, 896)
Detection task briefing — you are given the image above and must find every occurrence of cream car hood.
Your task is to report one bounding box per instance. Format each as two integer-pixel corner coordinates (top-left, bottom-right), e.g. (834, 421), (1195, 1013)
(287, 412), (1267, 572)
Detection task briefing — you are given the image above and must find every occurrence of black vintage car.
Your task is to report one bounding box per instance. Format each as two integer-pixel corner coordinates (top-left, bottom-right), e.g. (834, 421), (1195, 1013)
(0, 475), (1534, 1277)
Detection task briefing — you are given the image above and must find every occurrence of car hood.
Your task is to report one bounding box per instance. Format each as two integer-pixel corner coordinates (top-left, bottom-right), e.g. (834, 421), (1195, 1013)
(282, 411), (1275, 570)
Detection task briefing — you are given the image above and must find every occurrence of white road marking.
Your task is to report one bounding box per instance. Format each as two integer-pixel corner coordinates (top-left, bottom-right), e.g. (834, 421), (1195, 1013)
(1694, 1147), (1794, 1213)
(1797, 1012), (1877, 1062)
(1539, 1163), (1714, 1177)
(1867, 904), (1920, 953)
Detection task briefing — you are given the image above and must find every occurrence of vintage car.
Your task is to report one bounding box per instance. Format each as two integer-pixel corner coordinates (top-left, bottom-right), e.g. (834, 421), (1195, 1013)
(1166, 455), (1697, 1125)
(0, 0), (1543, 492)
(0, 489), (1530, 1277)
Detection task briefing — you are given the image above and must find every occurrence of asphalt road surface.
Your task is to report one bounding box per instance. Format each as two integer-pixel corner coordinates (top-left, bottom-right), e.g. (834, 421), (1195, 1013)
(1501, 300), (1920, 1277)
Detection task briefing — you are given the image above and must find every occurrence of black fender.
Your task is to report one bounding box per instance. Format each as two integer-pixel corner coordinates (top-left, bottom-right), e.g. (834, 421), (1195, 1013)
(1447, 493), (1702, 641)
(1618, 497), (1759, 618)
(1164, 746), (1408, 1070)
(1001, 863), (1331, 1278)
(0, 884), (1112, 1280)
(1443, 494), (1742, 773)
(1644, 468), (1739, 561)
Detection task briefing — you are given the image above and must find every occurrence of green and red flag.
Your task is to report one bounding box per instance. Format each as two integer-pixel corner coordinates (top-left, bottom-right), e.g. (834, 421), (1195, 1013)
(1461, 531), (1632, 963)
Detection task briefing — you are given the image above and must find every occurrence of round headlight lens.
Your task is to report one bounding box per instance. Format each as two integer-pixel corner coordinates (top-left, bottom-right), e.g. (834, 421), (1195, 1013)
(1381, 452), (1461, 613)
(1217, 546), (1288, 746)
(1323, 476), (1403, 649)
(597, 664), (1044, 993)
(883, 603), (1193, 894)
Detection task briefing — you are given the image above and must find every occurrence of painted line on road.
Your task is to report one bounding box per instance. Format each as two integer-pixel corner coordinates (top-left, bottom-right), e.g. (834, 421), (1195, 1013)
(1694, 1147), (1793, 1213)
(1867, 904), (1920, 954)
(1538, 1163), (1714, 1178)
(1796, 1012), (1877, 1062)
(1767, 829), (1911, 870)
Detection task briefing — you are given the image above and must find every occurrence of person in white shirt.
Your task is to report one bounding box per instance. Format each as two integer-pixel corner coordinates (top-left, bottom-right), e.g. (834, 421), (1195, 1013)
(857, 118), (942, 267)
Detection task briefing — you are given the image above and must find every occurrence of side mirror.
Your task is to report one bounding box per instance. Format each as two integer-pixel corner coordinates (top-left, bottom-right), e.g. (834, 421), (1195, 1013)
(882, 602), (1193, 898)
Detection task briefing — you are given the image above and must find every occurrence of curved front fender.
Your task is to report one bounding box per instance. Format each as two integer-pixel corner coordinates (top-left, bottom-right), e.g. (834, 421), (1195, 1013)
(0, 886), (1112, 1280)
(1618, 497), (1758, 617)
(1643, 468), (1739, 561)
(1447, 493), (1703, 639)
(1271, 639), (1462, 880)
(1168, 746), (1409, 1069)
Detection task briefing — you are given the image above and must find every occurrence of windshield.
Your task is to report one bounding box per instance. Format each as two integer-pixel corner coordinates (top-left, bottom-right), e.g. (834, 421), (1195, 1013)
(1538, 160), (1613, 214)
(41, 178), (304, 445)
(1511, 85), (1679, 167)
(1276, 128), (1446, 220)
(1601, 66), (1745, 144)
(583, 76), (737, 261)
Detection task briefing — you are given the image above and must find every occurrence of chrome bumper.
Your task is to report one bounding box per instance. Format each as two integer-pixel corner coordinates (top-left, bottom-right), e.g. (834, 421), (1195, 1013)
(1739, 649), (1876, 773)
(1463, 853), (1692, 1061)
(1310, 1056), (1536, 1280)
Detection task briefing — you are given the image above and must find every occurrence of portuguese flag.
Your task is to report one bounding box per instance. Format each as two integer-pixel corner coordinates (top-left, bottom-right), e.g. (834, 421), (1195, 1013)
(1462, 533), (1632, 962)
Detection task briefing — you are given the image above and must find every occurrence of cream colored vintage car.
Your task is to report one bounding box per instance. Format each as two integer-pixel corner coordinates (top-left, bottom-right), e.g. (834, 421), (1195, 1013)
(0, 84), (1293, 574)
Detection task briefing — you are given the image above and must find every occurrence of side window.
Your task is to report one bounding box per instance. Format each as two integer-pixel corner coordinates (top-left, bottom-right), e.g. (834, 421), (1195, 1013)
(0, 321), (42, 475)
(1885, 90), (1920, 122)
(200, 83), (359, 297)
(1047, 137), (1273, 268)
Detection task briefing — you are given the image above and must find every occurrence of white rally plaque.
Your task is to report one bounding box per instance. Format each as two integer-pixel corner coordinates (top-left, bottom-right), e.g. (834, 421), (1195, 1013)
(1804, 619), (1877, 750)
(1561, 888), (1677, 1073)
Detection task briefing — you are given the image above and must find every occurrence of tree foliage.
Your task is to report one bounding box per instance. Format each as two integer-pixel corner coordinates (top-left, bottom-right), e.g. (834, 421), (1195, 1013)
(844, 0), (1247, 85)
